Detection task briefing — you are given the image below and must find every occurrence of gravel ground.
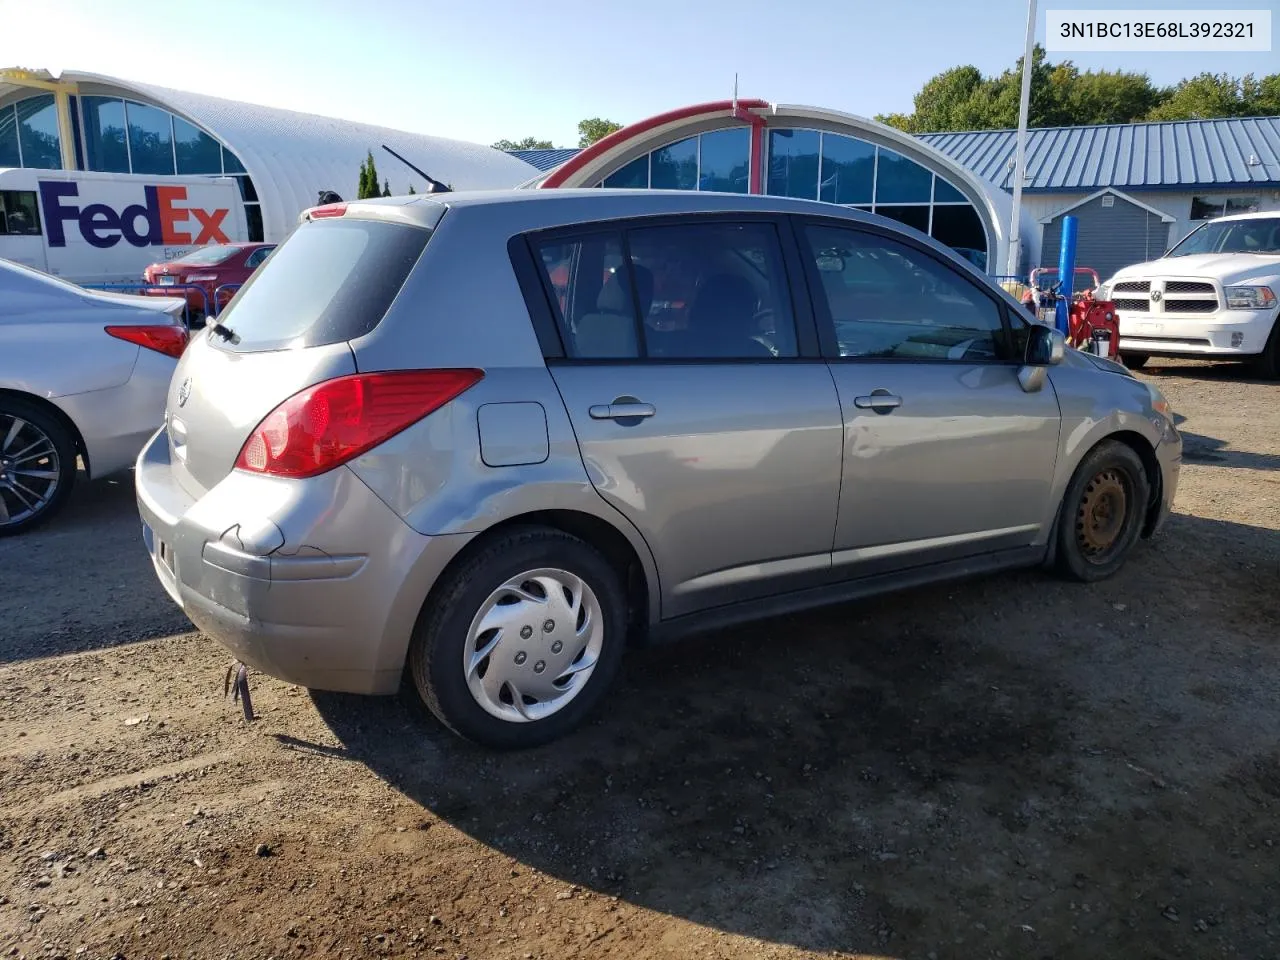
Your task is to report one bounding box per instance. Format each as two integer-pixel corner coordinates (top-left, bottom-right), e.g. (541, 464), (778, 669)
(1, 360), (1278, 960)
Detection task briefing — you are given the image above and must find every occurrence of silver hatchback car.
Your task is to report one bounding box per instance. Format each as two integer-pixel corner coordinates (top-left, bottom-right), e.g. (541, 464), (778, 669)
(136, 189), (1181, 748)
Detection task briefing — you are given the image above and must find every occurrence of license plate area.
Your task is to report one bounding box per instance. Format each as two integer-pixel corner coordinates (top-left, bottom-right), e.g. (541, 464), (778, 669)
(157, 275), (176, 286)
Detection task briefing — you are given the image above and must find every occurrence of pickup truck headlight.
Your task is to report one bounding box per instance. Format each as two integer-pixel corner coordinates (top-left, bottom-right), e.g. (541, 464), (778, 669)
(1097, 281), (1112, 300)
(1225, 285), (1277, 309)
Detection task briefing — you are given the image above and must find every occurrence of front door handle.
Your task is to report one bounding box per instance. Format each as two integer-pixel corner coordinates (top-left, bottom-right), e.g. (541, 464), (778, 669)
(589, 401), (656, 421)
(853, 392), (902, 414)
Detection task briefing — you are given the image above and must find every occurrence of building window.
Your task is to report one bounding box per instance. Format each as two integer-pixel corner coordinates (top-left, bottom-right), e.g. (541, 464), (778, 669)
(819, 134), (874, 205)
(82, 96), (130, 173)
(173, 115), (222, 174)
(767, 128), (820, 200)
(0, 105), (19, 168)
(762, 127), (989, 270)
(1191, 196), (1261, 220)
(697, 127), (750, 194)
(603, 154), (648, 189)
(650, 136), (698, 190)
(15, 95), (62, 169)
(125, 101), (175, 176)
(875, 146), (932, 204)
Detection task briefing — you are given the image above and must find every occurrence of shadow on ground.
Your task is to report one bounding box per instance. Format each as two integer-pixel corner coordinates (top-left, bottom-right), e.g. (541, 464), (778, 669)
(312, 513), (1280, 957)
(0, 473), (192, 662)
(1179, 431), (1280, 470)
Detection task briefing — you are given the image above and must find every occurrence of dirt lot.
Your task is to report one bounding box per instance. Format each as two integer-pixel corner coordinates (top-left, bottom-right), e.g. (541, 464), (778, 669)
(2, 360), (1278, 960)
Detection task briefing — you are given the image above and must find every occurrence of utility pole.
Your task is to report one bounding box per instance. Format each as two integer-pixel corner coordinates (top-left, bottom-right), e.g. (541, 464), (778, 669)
(1007, 0), (1038, 278)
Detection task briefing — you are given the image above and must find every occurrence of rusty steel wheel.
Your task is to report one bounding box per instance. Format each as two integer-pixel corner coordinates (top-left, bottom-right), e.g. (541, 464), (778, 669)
(1055, 440), (1150, 583)
(1075, 468), (1130, 562)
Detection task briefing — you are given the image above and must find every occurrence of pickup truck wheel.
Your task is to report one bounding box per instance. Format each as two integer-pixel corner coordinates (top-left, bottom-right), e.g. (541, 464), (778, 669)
(1120, 353), (1149, 371)
(0, 398), (78, 537)
(1250, 316), (1280, 380)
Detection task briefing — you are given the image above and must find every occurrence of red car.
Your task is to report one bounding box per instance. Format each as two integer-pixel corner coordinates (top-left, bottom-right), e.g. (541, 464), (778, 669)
(143, 243), (274, 322)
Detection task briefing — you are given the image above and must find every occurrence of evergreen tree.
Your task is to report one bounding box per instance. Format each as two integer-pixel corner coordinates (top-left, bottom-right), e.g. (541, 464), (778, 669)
(383, 178), (391, 197)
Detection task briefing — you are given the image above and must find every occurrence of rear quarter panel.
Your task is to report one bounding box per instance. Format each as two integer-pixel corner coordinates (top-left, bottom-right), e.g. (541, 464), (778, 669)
(344, 204), (663, 618)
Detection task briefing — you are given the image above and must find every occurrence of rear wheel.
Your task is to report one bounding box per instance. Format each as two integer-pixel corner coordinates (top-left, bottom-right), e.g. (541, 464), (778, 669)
(409, 527), (626, 749)
(1054, 440), (1150, 583)
(0, 398), (78, 537)
(1120, 353), (1149, 370)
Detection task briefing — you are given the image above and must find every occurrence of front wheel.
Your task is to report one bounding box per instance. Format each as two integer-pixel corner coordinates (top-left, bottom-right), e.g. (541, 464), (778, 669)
(1054, 440), (1150, 583)
(1249, 316), (1280, 380)
(0, 398), (78, 537)
(409, 527), (626, 749)
(1120, 353), (1149, 370)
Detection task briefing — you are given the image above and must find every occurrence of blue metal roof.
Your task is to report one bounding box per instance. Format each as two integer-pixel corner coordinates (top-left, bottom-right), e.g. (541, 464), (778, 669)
(508, 148), (581, 172)
(920, 116), (1280, 192)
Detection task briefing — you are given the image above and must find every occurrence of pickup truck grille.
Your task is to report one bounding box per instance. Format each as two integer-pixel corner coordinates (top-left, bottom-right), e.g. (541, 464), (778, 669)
(1110, 279), (1220, 315)
(1165, 280), (1214, 295)
(1164, 299), (1218, 313)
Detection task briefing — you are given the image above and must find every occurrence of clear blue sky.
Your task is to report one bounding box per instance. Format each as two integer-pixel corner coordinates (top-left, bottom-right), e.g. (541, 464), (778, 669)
(6, 0), (1277, 147)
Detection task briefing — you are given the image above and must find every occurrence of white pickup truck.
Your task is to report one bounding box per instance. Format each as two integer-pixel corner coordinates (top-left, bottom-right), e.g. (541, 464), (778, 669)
(1099, 211), (1280, 378)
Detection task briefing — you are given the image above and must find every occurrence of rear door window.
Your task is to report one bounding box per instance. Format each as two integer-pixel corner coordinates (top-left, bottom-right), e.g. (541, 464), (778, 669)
(531, 220), (799, 361)
(213, 218), (429, 352)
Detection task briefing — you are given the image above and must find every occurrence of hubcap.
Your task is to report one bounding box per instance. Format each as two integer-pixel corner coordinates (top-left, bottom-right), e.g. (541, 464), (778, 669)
(0, 415), (61, 528)
(463, 568), (605, 723)
(1076, 468), (1129, 561)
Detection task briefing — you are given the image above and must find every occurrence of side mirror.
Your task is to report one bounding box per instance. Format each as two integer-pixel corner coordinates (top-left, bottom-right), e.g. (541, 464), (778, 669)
(1018, 323), (1066, 393)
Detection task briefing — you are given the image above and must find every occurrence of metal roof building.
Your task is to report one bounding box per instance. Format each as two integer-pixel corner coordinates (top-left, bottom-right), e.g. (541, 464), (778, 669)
(926, 117), (1280, 277)
(0, 67), (538, 244)
(918, 117), (1280, 193)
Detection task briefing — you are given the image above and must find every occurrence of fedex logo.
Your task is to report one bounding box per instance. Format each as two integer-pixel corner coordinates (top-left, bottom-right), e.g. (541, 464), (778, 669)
(39, 181), (231, 249)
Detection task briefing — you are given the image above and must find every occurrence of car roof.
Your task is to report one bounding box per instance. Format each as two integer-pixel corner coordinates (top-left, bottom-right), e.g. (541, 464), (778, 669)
(341, 188), (880, 227)
(1211, 210), (1280, 224)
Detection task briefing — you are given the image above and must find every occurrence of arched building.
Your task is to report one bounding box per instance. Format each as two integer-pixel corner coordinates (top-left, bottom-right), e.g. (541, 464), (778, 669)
(0, 67), (535, 244)
(525, 100), (1023, 275)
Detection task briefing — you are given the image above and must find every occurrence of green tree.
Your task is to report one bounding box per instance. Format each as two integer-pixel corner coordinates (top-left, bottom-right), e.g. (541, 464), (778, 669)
(383, 178), (391, 197)
(492, 136), (555, 151)
(1147, 72), (1280, 120)
(874, 46), (1280, 133)
(357, 150), (383, 200)
(408, 183), (416, 194)
(577, 117), (622, 147)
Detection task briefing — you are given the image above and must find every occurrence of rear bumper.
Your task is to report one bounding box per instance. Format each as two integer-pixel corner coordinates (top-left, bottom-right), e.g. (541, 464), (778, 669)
(135, 429), (475, 694)
(1117, 307), (1276, 356)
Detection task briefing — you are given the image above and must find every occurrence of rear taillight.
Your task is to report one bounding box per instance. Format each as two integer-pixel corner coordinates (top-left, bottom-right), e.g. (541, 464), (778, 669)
(105, 325), (189, 359)
(234, 369), (484, 478)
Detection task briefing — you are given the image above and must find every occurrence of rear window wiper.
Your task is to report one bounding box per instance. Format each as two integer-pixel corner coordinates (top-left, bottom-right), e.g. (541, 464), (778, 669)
(208, 319), (240, 345)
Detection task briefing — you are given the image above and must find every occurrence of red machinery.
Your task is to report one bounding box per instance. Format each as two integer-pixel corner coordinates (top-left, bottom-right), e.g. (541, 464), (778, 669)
(1023, 267), (1120, 360)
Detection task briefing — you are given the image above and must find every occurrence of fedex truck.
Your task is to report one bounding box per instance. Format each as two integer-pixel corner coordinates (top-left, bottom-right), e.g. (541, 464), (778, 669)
(0, 169), (247, 285)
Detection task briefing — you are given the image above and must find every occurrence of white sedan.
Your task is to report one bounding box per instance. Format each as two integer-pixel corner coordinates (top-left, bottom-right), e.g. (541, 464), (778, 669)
(0, 258), (188, 535)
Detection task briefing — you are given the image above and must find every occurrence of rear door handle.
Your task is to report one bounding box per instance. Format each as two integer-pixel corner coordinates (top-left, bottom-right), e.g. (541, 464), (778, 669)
(589, 402), (656, 421)
(853, 392), (902, 413)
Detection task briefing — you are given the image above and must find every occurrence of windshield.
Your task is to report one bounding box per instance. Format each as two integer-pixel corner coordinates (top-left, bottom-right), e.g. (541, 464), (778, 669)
(173, 245), (244, 266)
(1167, 218), (1280, 257)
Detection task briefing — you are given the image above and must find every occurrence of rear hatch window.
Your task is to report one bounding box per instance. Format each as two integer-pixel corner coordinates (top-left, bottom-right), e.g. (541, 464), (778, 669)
(212, 218), (430, 352)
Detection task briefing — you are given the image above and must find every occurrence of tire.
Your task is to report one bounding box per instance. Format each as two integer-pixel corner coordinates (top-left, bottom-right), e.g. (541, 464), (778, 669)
(0, 397), (78, 537)
(409, 527), (627, 749)
(1120, 353), (1149, 371)
(1249, 315), (1280, 380)
(1053, 440), (1150, 583)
